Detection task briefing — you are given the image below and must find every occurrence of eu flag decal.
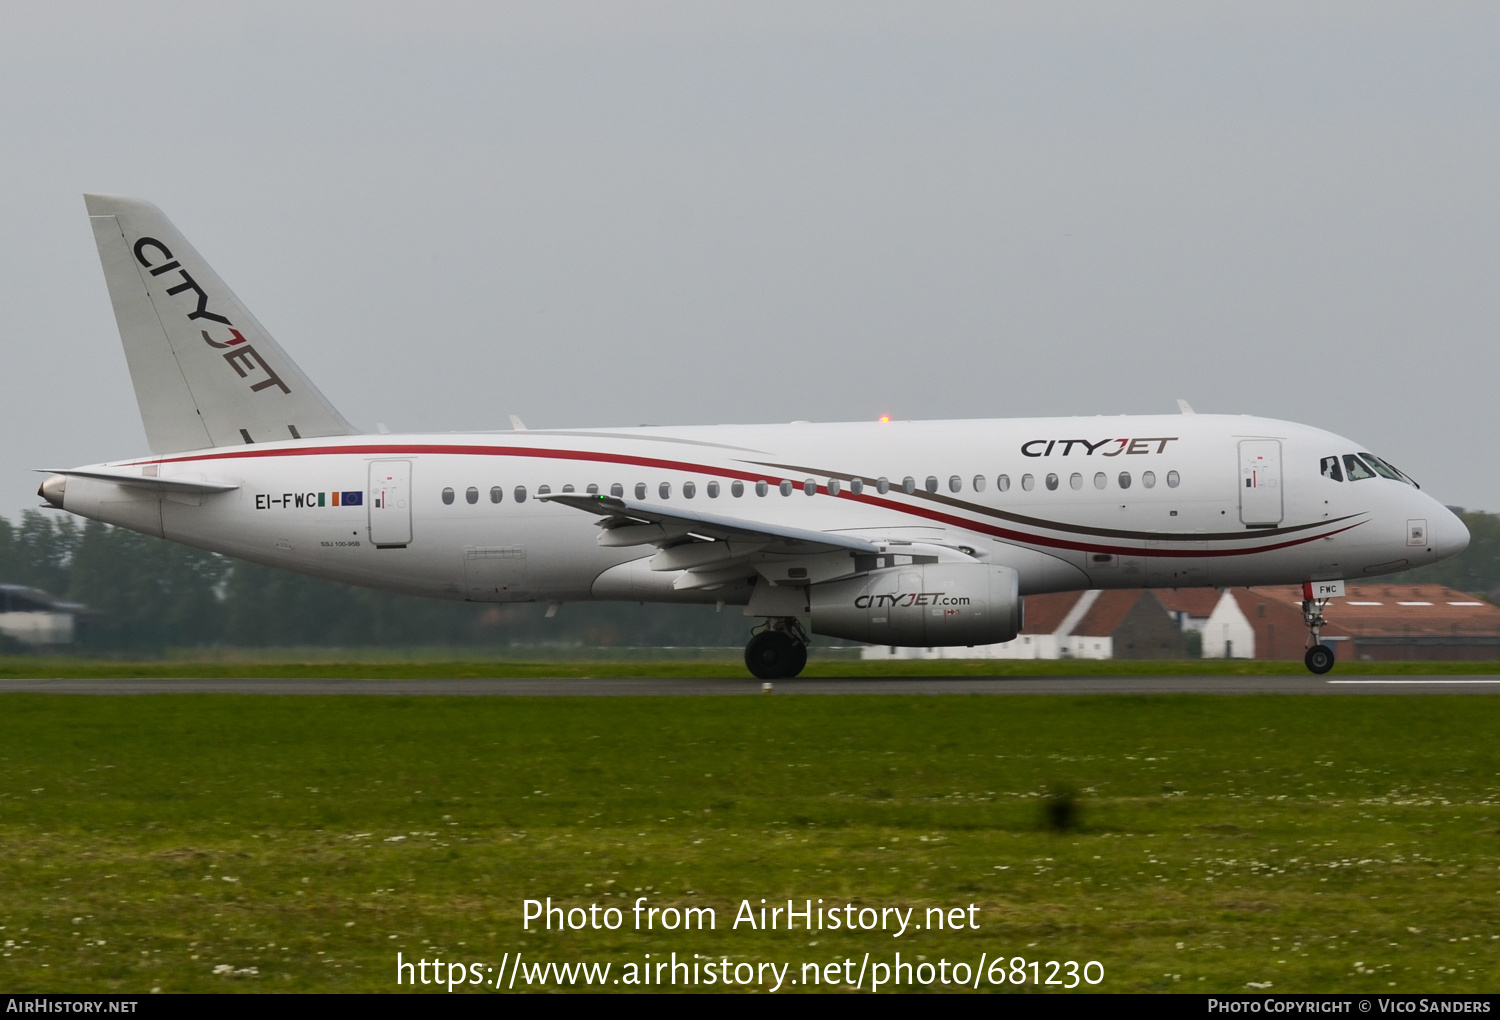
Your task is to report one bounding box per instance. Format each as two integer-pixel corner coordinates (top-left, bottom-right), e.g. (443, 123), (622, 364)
(341, 491), (364, 506)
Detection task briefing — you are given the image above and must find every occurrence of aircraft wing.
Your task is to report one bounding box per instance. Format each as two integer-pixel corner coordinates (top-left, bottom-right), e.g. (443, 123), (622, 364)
(539, 493), (878, 554)
(540, 493), (881, 590)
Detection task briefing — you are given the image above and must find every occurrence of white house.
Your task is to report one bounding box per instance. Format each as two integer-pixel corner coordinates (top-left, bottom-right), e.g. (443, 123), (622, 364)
(1200, 590), (1255, 659)
(0, 585), (84, 646)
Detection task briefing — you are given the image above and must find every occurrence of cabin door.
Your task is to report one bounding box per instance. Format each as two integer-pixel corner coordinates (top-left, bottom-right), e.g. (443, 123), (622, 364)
(1238, 440), (1283, 527)
(368, 460), (412, 547)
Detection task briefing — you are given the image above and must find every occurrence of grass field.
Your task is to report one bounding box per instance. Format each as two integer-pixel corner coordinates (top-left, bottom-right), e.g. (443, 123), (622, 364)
(1, 690), (1498, 994)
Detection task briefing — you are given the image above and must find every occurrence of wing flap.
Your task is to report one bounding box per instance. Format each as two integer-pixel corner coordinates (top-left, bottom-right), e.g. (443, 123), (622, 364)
(539, 493), (880, 555)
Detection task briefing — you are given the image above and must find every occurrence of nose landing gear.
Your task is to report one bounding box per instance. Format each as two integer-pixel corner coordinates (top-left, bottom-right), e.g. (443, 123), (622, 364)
(744, 618), (809, 680)
(1301, 587), (1336, 675)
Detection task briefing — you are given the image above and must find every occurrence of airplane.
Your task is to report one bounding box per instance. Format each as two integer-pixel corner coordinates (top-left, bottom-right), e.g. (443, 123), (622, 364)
(36, 195), (1470, 678)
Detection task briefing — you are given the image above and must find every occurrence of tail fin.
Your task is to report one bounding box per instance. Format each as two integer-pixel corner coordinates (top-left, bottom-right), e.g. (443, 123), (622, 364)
(85, 194), (357, 453)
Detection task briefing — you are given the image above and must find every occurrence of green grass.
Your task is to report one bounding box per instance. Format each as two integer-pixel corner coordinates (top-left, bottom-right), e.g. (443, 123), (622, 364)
(1, 655), (1499, 679)
(1, 694), (1498, 994)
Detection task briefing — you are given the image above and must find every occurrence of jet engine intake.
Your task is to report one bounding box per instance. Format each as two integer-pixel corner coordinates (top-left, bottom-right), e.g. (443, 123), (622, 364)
(809, 562), (1022, 647)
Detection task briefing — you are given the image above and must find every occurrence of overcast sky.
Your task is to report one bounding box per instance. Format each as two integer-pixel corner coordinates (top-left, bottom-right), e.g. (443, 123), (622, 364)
(2, 2), (1497, 521)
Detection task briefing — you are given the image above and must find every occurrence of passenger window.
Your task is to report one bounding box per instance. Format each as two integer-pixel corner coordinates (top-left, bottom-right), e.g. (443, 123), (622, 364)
(441, 487), (455, 505)
(610, 483), (623, 497)
(1045, 473), (1059, 491)
(1166, 470), (1180, 488)
(997, 474), (1010, 492)
(707, 480), (720, 498)
(1021, 474), (1034, 491)
(514, 485), (527, 503)
(850, 478), (864, 495)
(465, 486), (478, 504)
(756, 480), (769, 497)
(1142, 471), (1156, 489)
(948, 475), (962, 493)
(902, 476), (916, 495)
(586, 483), (598, 494)
(731, 480), (744, 497)
(1118, 471), (1131, 490)
(803, 479), (816, 496)
(1094, 472), (1106, 490)
(635, 482), (647, 499)
(779, 480), (793, 496)
(924, 476), (938, 493)
(490, 486), (503, 504)
(659, 482), (672, 499)
(1069, 472), (1082, 490)
(1320, 456), (1343, 482)
(827, 478), (841, 496)
(682, 481), (696, 499)
(877, 477), (890, 494)
(538, 485), (551, 495)
(561, 484), (575, 493)
(1343, 454), (1376, 481)
(972, 475), (986, 493)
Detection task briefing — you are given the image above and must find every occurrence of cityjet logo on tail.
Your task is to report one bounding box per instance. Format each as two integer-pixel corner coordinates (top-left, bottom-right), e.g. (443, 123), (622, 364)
(855, 592), (971, 608)
(1021, 437), (1178, 458)
(132, 237), (290, 396)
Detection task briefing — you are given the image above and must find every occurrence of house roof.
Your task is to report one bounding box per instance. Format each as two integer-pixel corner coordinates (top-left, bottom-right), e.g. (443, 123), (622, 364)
(1016, 585), (1500, 643)
(1018, 591), (1086, 634)
(1236, 585), (1500, 637)
(1074, 590), (1151, 637)
(0, 584), (81, 614)
(1153, 587), (1223, 619)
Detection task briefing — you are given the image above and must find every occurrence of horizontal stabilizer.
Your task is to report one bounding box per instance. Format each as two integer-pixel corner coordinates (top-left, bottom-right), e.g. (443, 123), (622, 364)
(84, 194), (358, 453)
(37, 467), (239, 494)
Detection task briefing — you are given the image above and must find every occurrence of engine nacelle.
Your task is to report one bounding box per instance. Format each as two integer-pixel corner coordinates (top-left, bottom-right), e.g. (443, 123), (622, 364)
(809, 562), (1022, 647)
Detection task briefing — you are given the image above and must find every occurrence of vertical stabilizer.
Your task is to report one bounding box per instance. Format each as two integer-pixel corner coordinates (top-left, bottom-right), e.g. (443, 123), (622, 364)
(84, 194), (357, 452)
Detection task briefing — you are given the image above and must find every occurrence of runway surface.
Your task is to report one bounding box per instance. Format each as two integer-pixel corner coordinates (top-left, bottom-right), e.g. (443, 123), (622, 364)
(1, 675), (1499, 696)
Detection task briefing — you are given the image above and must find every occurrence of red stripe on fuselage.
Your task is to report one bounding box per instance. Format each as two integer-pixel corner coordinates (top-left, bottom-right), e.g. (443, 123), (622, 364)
(141, 442), (1362, 559)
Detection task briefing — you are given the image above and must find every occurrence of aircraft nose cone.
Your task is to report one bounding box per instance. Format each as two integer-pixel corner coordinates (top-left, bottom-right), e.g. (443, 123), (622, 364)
(1431, 506), (1470, 561)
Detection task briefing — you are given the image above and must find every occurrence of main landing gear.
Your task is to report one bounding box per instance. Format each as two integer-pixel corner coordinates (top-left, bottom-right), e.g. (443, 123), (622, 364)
(1302, 589), (1336, 675)
(744, 618), (809, 680)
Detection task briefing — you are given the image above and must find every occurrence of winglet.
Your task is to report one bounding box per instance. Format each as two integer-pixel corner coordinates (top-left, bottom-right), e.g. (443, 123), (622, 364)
(1176, 398), (1196, 415)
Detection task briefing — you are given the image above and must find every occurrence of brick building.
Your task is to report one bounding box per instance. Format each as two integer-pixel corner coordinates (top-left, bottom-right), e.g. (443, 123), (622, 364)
(861, 583), (1500, 662)
(1209, 585), (1500, 661)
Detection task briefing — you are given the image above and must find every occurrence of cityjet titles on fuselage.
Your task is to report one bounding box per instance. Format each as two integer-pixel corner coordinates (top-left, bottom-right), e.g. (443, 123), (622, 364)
(1020, 437), (1179, 458)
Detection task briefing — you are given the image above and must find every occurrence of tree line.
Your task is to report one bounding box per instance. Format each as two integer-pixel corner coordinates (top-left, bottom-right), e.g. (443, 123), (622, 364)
(0, 511), (751, 653)
(1, 509), (1494, 654)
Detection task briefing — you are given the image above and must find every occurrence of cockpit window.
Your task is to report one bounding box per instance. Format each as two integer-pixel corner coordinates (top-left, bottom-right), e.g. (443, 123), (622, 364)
(1343, 454), (1376, 481)
(1360, 452), (1414, 485)
(1320, 456), (1343, 481)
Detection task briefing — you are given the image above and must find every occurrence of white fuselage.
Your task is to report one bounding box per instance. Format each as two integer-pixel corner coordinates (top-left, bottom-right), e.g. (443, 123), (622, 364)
(52, 413), (1468, 608)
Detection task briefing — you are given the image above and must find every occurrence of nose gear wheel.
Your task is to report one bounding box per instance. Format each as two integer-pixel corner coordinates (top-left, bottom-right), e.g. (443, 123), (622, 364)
(1305, 643), (1336, 674)
(1301, 588), (1337, 675)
